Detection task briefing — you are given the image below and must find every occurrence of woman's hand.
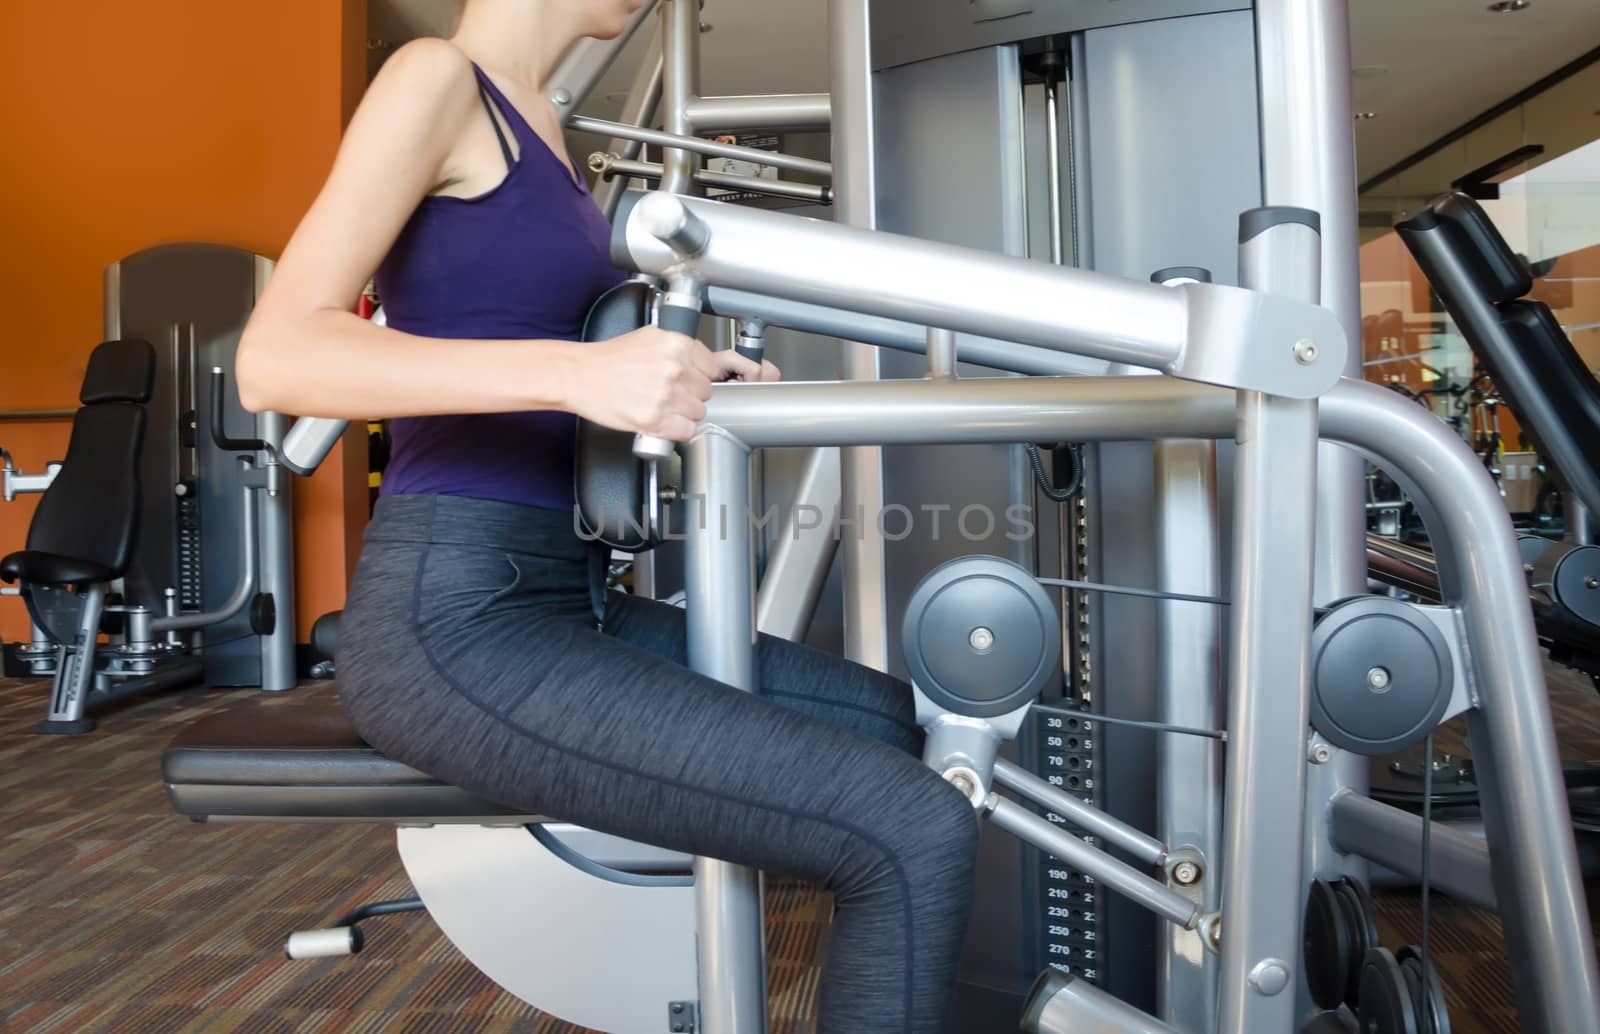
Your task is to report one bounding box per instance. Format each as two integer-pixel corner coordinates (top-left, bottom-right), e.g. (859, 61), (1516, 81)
(566, 326), (779, 441)
(711, 352), (782, 384)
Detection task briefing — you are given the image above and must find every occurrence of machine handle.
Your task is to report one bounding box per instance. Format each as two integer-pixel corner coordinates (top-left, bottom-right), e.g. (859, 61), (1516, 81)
(631, 300), (705, 461)
(210, 369), (270, 454)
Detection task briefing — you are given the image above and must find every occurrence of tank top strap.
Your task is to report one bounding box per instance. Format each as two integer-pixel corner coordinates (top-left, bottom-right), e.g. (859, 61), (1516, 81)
(470, 63), (540, 149)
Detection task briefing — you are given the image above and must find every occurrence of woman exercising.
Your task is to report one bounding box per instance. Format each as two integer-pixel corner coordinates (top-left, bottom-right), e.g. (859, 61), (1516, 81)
(238, 2), (979, 1030)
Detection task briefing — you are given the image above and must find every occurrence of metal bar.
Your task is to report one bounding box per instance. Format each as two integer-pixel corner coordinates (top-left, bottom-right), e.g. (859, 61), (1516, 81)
(1026, 970), (1182, 1034)
(705, 376), (1236, 449)
(1044, 70), (1065, 266)
(829, 0), (889, 674)
(1256, 3), (1378, 947)
(547, 0), (660, 124)
(682, 428), (768, 1034)
(615, 194), (1347, 395)
(1216, 215), (1323, 1033)
(699, 370), (1599, 1030)
(571, 116), (832, 179)
(755, 447), (841, 641)
(925, 327), (957, 379)
(659, 0), (702, 195)
(592, 25), (665, 222)
(1066, 33), (1093, 269)
(1366, 534), (1443, 600)
(0, 410), (74, 422)
(592, 154), (832, 204)
(1327, 791), (1495, 910)
(152, 480), (258, 633)
(1324, 389), (1600, 1032)
(993, 758), (1167, 867)
(986, 794), (1200, 931)
(685, 93), (832, 133)
(258, 412), (295, 693)
(701, 287), (1109, 377)
(1153, 437), (1222, 1025)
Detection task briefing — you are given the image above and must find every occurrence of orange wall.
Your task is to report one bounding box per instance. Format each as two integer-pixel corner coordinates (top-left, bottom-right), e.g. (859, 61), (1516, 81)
(0, 1), (368, 645)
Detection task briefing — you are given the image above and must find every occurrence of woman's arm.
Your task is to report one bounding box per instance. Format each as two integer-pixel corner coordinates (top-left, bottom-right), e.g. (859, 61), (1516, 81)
(237, 38), (757, 440)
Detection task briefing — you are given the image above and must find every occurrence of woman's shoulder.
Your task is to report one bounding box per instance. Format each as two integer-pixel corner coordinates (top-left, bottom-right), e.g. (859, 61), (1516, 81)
(369, 37), (479, 109)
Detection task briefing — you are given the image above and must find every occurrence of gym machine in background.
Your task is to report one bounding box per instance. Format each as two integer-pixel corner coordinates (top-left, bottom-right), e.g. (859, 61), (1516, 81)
(0, 243), (295, 732)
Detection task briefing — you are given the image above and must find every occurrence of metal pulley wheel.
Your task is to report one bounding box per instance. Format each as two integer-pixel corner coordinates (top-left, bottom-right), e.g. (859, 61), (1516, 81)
(1310, 597), (1454, 756)
(901, 555), (1061, 718)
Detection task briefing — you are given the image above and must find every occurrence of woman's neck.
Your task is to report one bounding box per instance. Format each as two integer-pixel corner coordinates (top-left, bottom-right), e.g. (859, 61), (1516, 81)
(453, 0), (581, 91)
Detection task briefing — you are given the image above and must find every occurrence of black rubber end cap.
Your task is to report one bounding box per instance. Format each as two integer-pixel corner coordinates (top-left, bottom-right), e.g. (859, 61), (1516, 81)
(610, 190), (647, 268)
(1150, 266), (1213, 285)
(1239, 206), (1322, 244)
(36, 718), (96, 736)
(1020, 969), (1073, 1032)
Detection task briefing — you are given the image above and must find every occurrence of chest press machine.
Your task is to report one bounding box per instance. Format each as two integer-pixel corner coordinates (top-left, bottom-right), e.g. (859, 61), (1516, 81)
(162, 1), (1600, 1032)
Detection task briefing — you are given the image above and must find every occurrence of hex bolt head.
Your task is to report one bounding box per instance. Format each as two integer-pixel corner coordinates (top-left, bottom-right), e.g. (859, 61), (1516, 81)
(1173, 861), (1201, 886)
(551, 87), (573, 106)
(1366, 666), (1392, 693)
(1586, 576), (1599, 590)
(969, 627), (995, 652)
(1294, 339), (1320, 365)
(1308, 741), (1334, 765)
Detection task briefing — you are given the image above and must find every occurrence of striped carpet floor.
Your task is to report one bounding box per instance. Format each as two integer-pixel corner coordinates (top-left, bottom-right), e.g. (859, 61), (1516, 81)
(0, 677), (825, 1034)
(2, 664), (1597, 1032)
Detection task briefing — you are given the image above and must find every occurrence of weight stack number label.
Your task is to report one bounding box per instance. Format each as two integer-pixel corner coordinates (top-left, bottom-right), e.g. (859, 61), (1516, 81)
(1034, 706), (1101, 984)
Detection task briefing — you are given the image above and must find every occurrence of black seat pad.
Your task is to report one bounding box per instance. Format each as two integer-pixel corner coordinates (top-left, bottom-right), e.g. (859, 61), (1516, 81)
(163, 705), (535, 821)
(0, 549), (116, 587)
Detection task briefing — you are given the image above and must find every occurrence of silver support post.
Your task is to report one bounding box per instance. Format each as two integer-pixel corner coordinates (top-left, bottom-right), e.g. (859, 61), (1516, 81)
(258, 412), (296, 692)
(1153, 436), (1221, 1025)
(925, 327), (956, 380)
(1218, 212), (1323, 1033)
(660, 0), (701, 195)
(593, 26), (665, 222)
(828, 0), (889, 672)
(1254, 0), (1372, 917)
(682, 428), (768, 1034)
(755, 448), (841, 642)
(1568, 495), (1594, 546)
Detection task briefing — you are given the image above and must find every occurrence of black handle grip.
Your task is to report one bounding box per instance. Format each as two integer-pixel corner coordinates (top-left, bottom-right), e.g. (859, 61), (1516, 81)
(735, 344), (765, 363)
(656, 303), (702, 337)
(210, 371), (270, 454)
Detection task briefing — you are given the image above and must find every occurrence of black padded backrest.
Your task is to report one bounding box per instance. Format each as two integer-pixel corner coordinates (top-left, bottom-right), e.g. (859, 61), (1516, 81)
(1397, 193), (1600, 518)
(1497, 301), (1600, 475)
(26, 355), (150, 577)
(574, 280), (657, 553)
(1397, 193), (1531, 305)
(79, 339), (156, 405)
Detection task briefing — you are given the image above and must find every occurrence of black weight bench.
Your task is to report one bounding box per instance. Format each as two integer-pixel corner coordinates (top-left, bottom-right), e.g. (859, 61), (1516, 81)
(163, 705), (536, 823)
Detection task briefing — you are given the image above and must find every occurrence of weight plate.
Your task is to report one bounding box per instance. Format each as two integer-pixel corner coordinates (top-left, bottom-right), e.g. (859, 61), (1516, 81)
(1398, 946), (1453, 1034)
(901, 555), (1061, 719)
(1310, 596), (1454, 756)
(1359, 947), (1420, 1034)
(1551, 545), (1600, 627)
(1334, 878), (1380, 1007)
(1304, 879), (1352, 1011)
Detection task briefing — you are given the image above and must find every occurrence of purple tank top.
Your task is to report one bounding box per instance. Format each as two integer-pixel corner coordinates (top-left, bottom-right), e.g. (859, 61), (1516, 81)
(375, 63), (626, 511)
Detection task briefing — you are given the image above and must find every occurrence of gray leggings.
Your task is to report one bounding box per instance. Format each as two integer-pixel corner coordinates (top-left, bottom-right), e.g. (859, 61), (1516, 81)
(336, 494), (980, 1034)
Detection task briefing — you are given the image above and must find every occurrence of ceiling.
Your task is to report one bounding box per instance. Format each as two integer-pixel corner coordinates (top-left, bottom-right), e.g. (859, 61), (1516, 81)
(370, 0), (1600, 188)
